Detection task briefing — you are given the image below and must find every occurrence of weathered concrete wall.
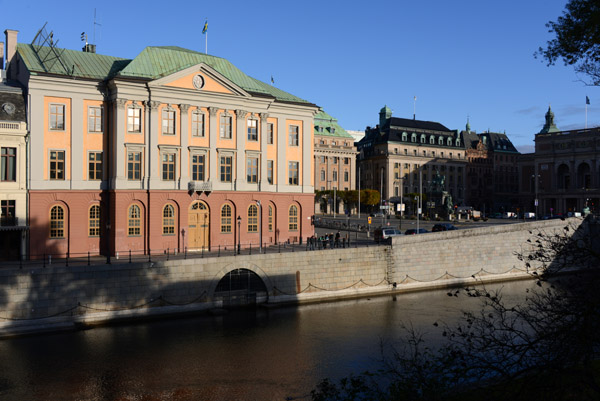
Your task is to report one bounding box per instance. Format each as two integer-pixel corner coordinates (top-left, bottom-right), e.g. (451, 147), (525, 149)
(0, 217), (585, 337)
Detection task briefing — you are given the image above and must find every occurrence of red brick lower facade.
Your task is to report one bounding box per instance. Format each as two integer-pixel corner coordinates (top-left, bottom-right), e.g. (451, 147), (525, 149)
(29, 190), (314, 258)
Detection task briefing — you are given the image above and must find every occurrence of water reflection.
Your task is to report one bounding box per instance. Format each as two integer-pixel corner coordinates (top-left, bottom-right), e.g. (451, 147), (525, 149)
(0, 279), (533, 400)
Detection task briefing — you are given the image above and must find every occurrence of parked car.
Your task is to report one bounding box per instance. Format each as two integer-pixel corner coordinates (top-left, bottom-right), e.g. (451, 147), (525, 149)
(370, 212), (385, 218)
(432, 223), (457, 232)
(404, 228), (429, 235)
(374, 228), (403, 243)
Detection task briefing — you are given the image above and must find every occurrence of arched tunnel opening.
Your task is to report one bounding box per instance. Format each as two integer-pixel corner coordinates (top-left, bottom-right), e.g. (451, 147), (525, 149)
(214, 268), (268, 308)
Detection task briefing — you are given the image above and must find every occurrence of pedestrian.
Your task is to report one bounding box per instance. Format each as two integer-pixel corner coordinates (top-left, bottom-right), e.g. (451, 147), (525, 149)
(335, 231), (341, 248)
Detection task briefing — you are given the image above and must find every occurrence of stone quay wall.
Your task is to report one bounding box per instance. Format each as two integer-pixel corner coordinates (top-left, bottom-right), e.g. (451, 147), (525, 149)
(0, 217), (584, 337)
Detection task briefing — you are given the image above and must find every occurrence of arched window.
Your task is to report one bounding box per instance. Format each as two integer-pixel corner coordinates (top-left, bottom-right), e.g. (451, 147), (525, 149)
(420, 134), (426, 144)
(447, 138), (452, 146)
(268, 205), (273, 232)
(411, 133), (417, 143)
(289, 205), (298, 231)
(89, 204), (100, 237)
(438, 136), (444, 145)
(128, 204), (141, 236)
(163, 204), (175, 235)
(455, 139), (461, 146)
(248, 205), (258, 232)
(221, 204), (232, 233)
(402, 132), (407, 141)
(429, 136), (435, 144)
(49, 205), (64, 238)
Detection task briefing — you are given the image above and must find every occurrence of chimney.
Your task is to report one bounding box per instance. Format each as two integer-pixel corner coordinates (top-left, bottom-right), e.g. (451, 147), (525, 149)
(4, 29), (18, 80)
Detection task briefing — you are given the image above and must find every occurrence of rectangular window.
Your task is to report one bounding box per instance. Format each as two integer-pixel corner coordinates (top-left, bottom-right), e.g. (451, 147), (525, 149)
(288, 161), (299, 185)
(344, 157), (349, 165)
(247, 157), (259, 183)
(191, 154), (205, 181)
(127, 152), (141, 180)
(220, 156), (232, 182)
(247, 119), (258, 141)
(162, 109), (176, 135)
(49, 150), (65, 180)
(1, 147), (16, 182)
(288, 125), (299, 146)
(49, 104), (65, 130)
(320, 170), (325, 181)
(127, 107), (141, 132)
(333, 157), (338, 164)
(192, 111), (205, 137)
(394, 163), (400, 179)
(220, 114), (232, 138)
(0, 200), (15, 226)
(88, 152), (102, 180)
(267, 160), (274, 184)
(320, 156), (326, 163)
(344, 171), (349, 182)
(162, 153), (176, 180)
(267, 123), (274, 144)
(333, 170), (337, 181)
(88, 106), (103, 132)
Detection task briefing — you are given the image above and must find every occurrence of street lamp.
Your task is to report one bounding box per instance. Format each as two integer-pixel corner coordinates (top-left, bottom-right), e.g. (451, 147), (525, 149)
(256, 200), (262, 253)
(237, 216), (242, 254)
(415, 195), (420, 234)
(380, 167), (384, 226)
(532, 174), (540, 220)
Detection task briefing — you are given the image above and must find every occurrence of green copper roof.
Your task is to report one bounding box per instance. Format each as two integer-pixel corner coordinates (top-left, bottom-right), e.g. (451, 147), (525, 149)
(17, 44), (313, 105)
(17, 43), (129, 80)
(118, 46), (311, 104)
(314, 110), (353, 138)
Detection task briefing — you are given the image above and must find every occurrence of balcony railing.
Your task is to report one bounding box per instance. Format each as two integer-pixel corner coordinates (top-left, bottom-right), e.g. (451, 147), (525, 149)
(0, 217), (17, 226)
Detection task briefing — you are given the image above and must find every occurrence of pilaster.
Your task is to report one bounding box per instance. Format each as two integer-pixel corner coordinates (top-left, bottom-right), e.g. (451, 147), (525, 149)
(71, 95), (84, 185)
(259, 112), (269, 190)
(208, 107), (218, 184)
(145, 100), (161, 188)
(302, 117), (312, 193)
(179, 104), (190, 184)
(113, 98), (127, 187)
(235, 109), (247, 189)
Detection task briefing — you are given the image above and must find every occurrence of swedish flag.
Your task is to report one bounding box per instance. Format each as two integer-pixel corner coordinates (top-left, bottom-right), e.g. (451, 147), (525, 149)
(202, 21), (208, 34)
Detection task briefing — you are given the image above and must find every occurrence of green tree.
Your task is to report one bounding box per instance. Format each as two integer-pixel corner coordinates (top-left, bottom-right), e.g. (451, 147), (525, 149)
(361, 189), (380, 209)
(537, 0), (600, 85)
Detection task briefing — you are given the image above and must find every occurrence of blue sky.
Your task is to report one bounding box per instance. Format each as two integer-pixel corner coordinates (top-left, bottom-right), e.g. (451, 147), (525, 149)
(2, 0), (595, 152)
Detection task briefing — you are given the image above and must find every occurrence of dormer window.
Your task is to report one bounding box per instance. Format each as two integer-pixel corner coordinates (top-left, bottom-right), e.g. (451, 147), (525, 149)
(420, 134), (426, 144)
(317, 126), (324, 133)
(447, 138), (452, 146)
(402, 132), (407, 141)
(430, 136), (435, 144)
(438, 136), (444, 145)
(411, 133), (417, 143)
(331, 127), (336, 134)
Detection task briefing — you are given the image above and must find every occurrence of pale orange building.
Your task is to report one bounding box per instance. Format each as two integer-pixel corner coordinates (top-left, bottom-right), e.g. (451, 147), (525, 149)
(4, 28), (317, 258)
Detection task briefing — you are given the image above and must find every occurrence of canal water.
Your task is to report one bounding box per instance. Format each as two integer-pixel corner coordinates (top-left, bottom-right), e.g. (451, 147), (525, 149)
(0, 279), (533, 401)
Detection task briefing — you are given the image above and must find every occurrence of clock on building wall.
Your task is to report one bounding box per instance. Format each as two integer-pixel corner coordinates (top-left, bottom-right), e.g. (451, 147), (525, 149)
(192, 74), (205, 90)
(2, 102), (15, 115)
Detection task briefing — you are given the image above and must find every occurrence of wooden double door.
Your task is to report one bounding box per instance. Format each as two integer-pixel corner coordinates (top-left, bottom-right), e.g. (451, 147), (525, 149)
(188, 201), (209, 250)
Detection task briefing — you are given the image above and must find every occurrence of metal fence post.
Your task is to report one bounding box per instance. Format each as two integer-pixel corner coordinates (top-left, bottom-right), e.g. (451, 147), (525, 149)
(129, 249), (132, 263)
(88, 251), (90, 266)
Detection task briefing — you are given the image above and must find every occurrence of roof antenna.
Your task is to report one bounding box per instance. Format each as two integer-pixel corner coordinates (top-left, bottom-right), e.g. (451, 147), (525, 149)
(93, 8), (102, 45)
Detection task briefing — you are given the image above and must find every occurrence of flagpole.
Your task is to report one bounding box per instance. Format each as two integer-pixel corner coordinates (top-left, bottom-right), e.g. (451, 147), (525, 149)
(205, 31), (208, 54)
(413, 96), (417, 120)
(586, 103), (588, 129)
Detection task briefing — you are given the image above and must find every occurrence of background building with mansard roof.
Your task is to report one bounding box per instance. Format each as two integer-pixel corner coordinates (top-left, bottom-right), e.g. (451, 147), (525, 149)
(356, 106), (467, 216)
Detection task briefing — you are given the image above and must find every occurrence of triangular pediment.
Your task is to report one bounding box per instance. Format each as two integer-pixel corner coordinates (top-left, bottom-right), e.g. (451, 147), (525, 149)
(149, 63), (250, 97)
